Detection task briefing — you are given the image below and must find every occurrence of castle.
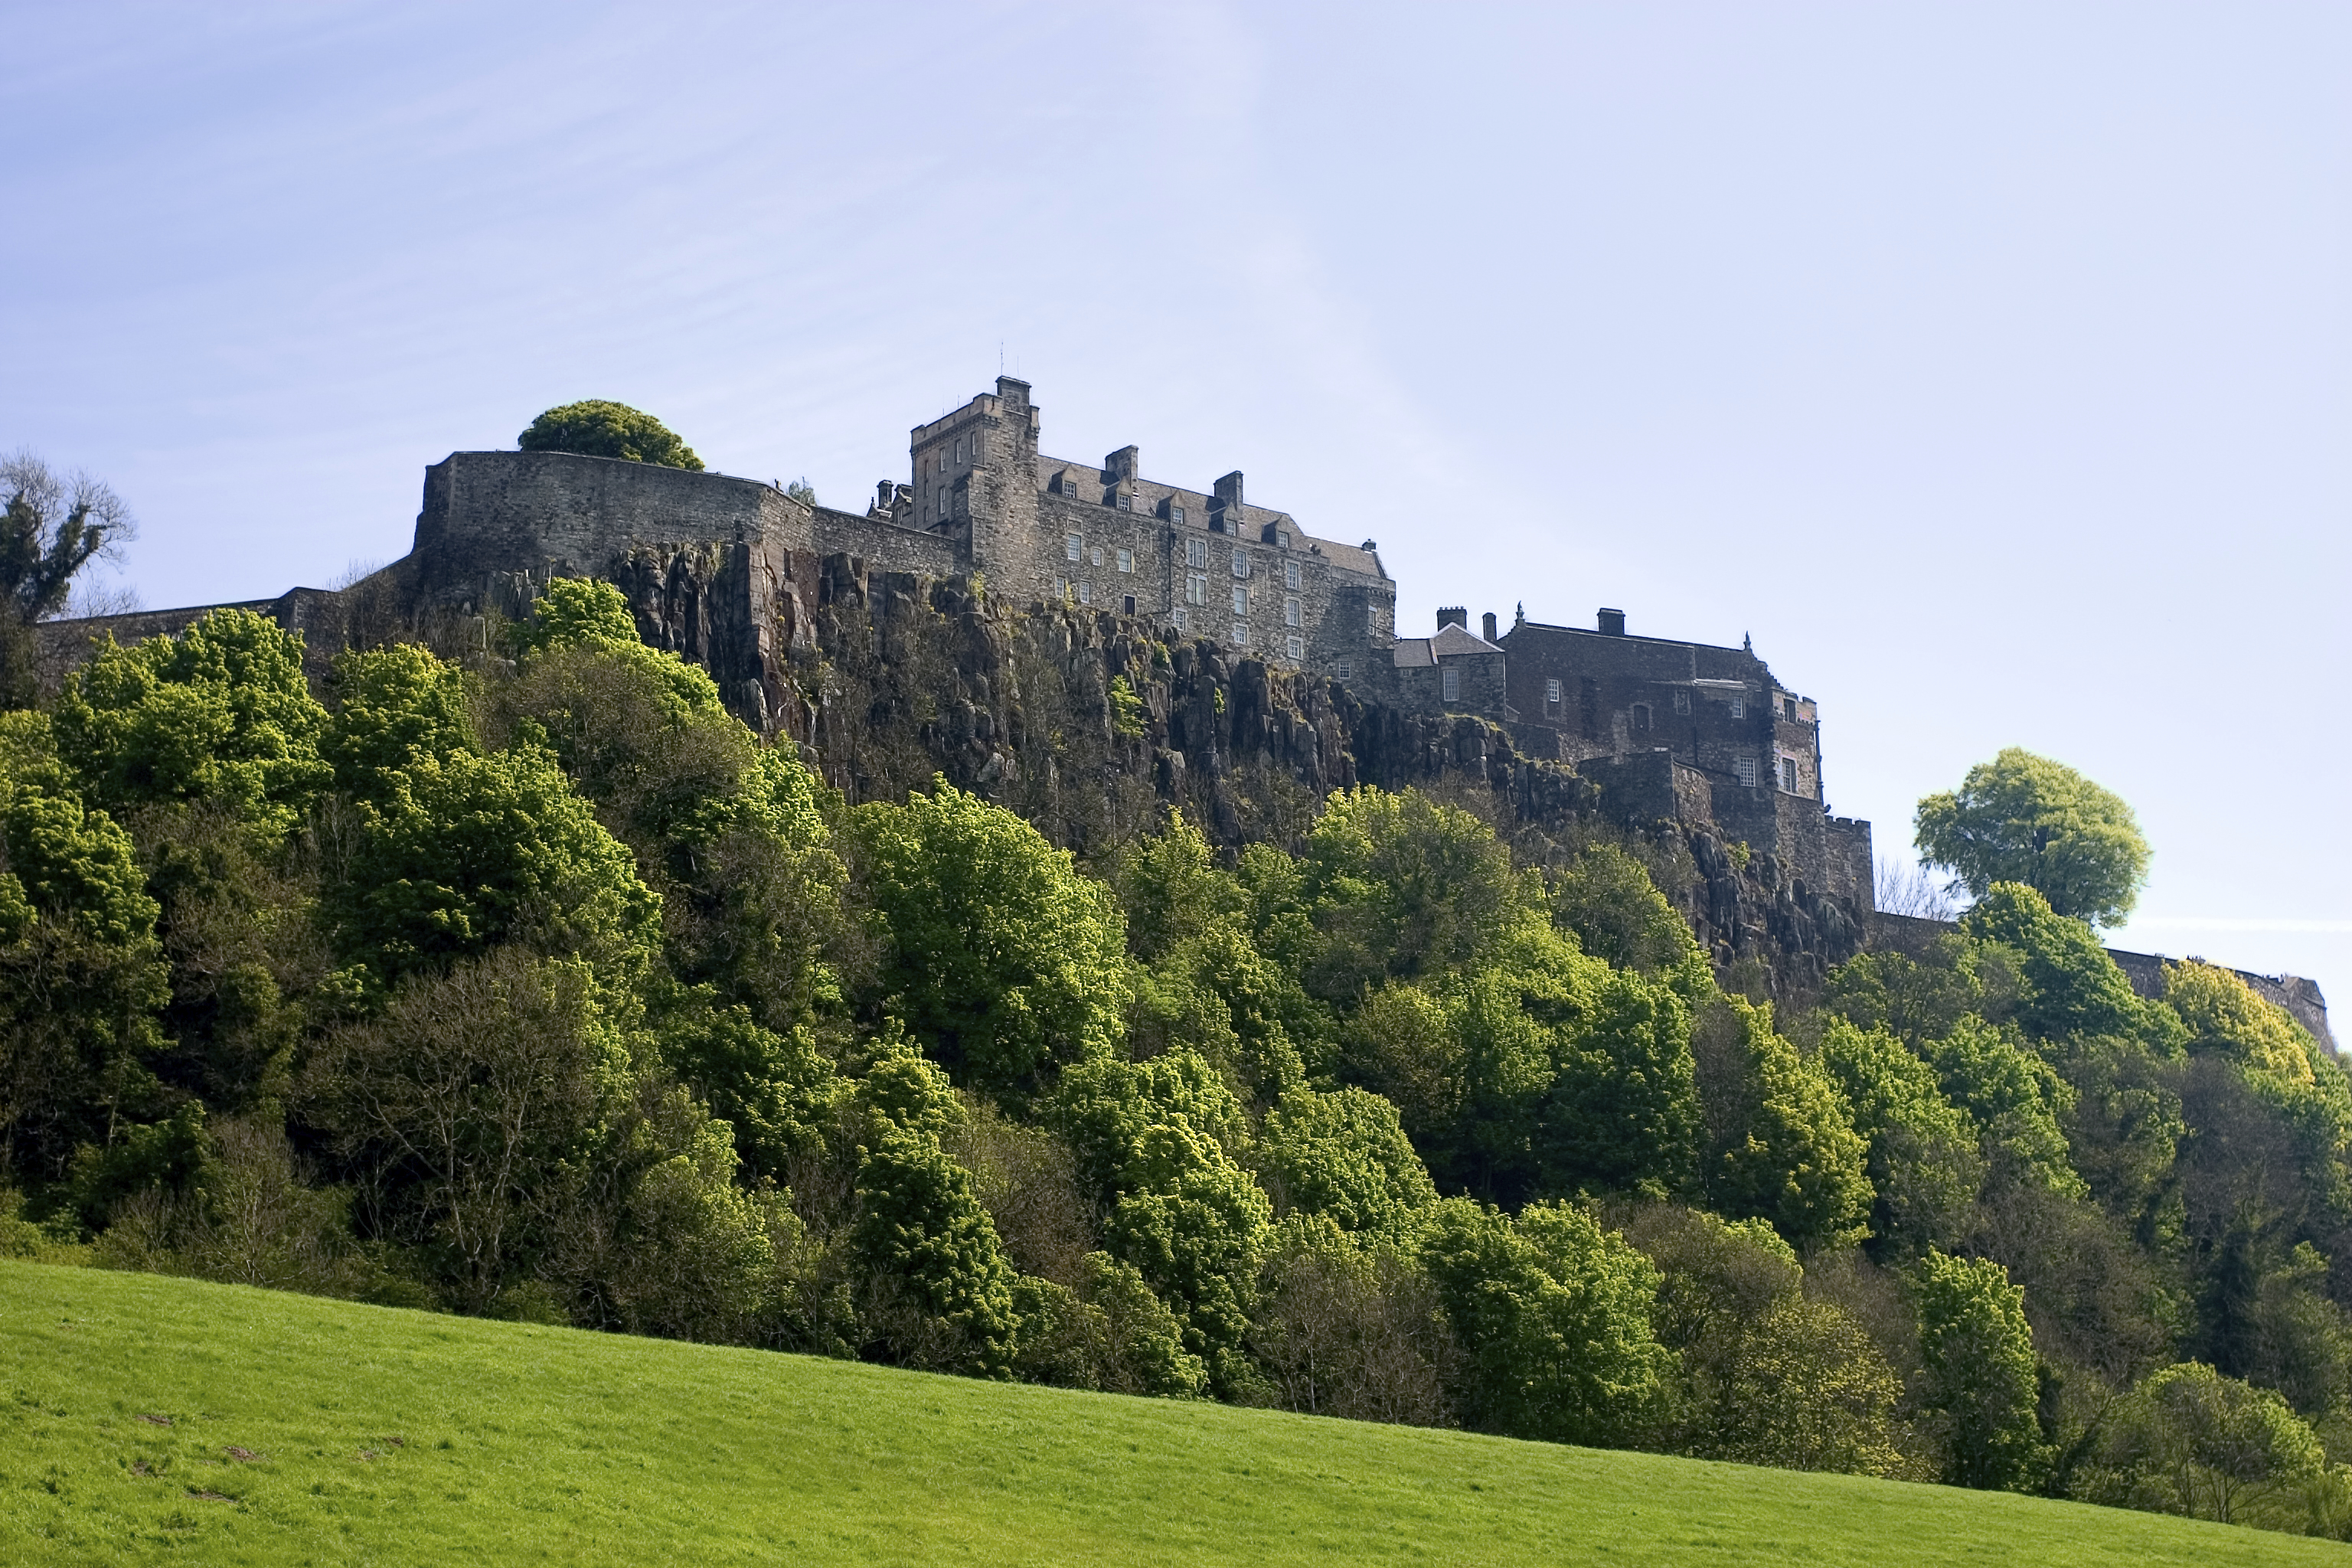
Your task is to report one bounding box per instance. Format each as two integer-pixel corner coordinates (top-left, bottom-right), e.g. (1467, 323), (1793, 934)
(41, 374), (2334, 1047)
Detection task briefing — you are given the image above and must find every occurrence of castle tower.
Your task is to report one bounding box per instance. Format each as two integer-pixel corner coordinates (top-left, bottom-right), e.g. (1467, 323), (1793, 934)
(908, 377), (1039, 578)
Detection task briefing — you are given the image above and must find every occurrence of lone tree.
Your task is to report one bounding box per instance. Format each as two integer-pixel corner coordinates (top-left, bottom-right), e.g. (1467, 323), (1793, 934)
(0, 452), (138, 703)
(517, 401), (704, 471)
(1913, 747), (2148, 928)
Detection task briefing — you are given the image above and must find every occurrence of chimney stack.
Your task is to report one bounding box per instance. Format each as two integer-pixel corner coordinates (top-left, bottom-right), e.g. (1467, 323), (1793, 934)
(1437, 606), (1468, 630)
(1597, 607), (1625, 636)
(1481, 611), (1498, 643)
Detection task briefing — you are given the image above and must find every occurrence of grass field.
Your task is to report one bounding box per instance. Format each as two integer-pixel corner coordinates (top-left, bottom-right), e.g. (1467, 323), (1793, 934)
(2, 1259), (2341, 1566)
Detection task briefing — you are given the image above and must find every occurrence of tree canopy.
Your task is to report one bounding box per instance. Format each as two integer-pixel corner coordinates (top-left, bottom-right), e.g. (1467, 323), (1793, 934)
(1914, 748), (2150, 926)
(517, 401), (704, 471)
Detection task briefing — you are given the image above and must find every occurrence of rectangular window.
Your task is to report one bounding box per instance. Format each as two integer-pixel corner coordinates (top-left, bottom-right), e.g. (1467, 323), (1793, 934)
(1674, 689), (1691, 715)
(1065, 533), (1082, 562)
(1780, 756), (1798, 793)
(1122, 595), (1135, 615)
(1172, 606), (1190, 632)
(1116, 548), (1133, 573)
(1368, 603), (1383, 633)
(1284, 596), (1301, 627)
(1185, 573), (1207, 606)
(1185, 537), (1206, 569)
(1173, 506), (1185, 525)
(1078, 581), (1092, 606)
(1285, 635), (1304, 660)
(1231, 552), (1251, 580)
(1442, 666), (1461, 703)
(1730, 695), (1746, 719)
(1118, 495), (1132, 512)
(1231, 622), (1250, 647)
(1545, 678), (1562, 705)
(1054, 577), (1068, 601)
(1090, 546), (1102, 567)
(1231, 585), (1248, 615)
(1284, 560), (1302, 590)
(955, 439), (964, 462)
(1736, 756), (1757, 788)
(1336, 661), (1352, 681)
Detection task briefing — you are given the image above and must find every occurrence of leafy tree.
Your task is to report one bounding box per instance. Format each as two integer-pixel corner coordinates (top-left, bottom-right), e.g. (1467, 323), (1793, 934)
(1916, 749), (2149, 927)
(518, 401), (704, 471)
(2079, 1361), (2326, 1526)
(323, 644), (474, 796)
(1302, 786), (1534, 997)
(54, 609), (332, 841)
(1960, 882), (2170, 1047)
(1247, 1214), (1458, 1426)
(1915, 1248), (2047, 1491)
(1694, 998), (1870, 1251)
(1925, 1015), (2085, 1197)
(330, 743), (662, 988)
(1256, 1085), (1436, 1245)
(849, 1047), (1024, 1377)
(857, 780), (1129, 1097)
(1549, 841), (1710, 998)
(1419, 1197), (1671, 1447)
(0, 454), (136, 703)
(0, 716), (169, 1191)
(1816, 1018), (1981, 1261)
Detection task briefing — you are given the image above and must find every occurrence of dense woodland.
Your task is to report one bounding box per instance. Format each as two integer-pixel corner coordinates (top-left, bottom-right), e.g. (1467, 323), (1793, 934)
(5, 580), (2352, 1538)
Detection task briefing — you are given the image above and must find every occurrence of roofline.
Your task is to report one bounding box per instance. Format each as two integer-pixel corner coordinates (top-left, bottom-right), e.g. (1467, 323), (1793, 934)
(1508, 619), (1752, 658)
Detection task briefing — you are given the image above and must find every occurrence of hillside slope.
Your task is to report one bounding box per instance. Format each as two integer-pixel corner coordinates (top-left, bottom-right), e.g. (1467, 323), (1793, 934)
(1, 1262), (2334, 1566)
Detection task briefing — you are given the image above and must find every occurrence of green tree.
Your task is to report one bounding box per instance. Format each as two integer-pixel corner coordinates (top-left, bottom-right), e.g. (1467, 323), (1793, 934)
(1694, 998), (1871, 1251)
(323, 643), (474, 796)
(1815, 1018), (1981, 1261)
(518, 401), (704, 471)
(0, 453), (136, 703)
(1916, 1248), (2047, 1491)
(2079, 1361), (2326, 1526)
(857, 781), (1129, 1097)
(1960, 882), (2168, 1047)
(849, 1047), (1024, 1378)
(1926, 1016), (2084, 1197)
(1419, 1197), (1671, 1447)
(1302, 786), (1535, 998)
(330, 744), (662, 988)
(54, 608), (332, 841)
(1256, 1085), (1436, 1245)
(1915, 749), (2149, 927)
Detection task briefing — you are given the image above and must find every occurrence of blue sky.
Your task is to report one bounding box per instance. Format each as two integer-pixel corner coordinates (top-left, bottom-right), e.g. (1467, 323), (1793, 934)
(7, 2), (2350, 1005)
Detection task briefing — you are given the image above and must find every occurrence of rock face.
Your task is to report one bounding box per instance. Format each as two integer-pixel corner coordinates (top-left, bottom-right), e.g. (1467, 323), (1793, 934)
(616, 551), (1872, 1002)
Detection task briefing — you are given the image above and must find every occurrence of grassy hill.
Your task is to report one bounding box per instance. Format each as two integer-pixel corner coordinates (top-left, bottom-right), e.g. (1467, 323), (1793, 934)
(1, 1260), (2337, 1566)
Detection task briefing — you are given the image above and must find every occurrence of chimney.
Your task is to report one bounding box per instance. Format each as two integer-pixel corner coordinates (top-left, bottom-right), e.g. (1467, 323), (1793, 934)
(1106, 446), (1139, 483)
(1597, 607), (1625, 636)
(995, 376), (1031, 408)
(1212, 472), (1244, 510)
(1481, 611), (1498, 643)
(1437, 606), (1468, 630)
(877, 480), (894, 511)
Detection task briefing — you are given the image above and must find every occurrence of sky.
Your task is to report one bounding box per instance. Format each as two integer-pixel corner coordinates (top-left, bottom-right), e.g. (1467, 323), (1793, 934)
(5, 2), (2349, 1006)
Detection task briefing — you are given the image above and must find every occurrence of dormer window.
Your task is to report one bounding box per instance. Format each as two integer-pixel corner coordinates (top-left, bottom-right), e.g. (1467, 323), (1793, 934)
(1118, 494), (1132, 511)
(1173, 506), (1185, 524)
(1278, 531), (1291, 550)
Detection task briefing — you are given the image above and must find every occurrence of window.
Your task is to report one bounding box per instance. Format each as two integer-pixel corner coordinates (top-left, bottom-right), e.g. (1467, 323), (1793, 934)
(1278, 531), (1291, 550)
(1336, 661), (1352, 681)
(1632, 704), (1651, 732)
(1285, 559), (1302, 590)
(1674, 689), (1690, 715)
(938, 491), (949, 520)
(1730, 695), (1746, 719)
(1231, 585), (1248, 615)
(1285, 635), (1304, 659)
(1442, 666), (1461, 703)
(1078, 580), (1092, 606)
(1736, 756), (1757, 788)
(1545, 678), (1562, 706)
(1122, 595), (1135, 615)
(1367, 604), (1381, 633)
(1232, 552), (1252, 579)
(1185, 573), (1208, 606)
(1116, 547), (1133, 573)
(1054, 577), (1068, 601)
(1065, 533), (1082, 562)
(1173, 506), (1185, 525)
(1118, 495), (1132, 512)
(1231, 622), (1249, 647)
(1284, 596), (1301, 627)
(1780, 756), (1798, 793)
(1173, 606), (1190, 631)
(1185, 537), (1206, 570)
(1782, 697), (1798, 721)
(1090, 546), (1102, 567)
(954, 439), (964, 462)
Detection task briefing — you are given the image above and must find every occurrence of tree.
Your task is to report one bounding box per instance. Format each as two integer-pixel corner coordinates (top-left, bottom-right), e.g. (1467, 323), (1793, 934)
(1302, 786), (1536, 997)
(2079, 1361), (2325, 1525)
(857, 780), (1129, 1097)
(1256, 1085), (1437, 1245)
(1694, 998), (1871, 1252)
(0, 454), (136, 702)
(518, 401), (704, 471)
(1419, 1197), (1671, 1448)
(323, 644), (474, 796)
(54, 608), (333, 841)
(1915, 1248), (2047, 1491)
(1815, 1018), (1981, 1261)
(1915, 748), (2149, 927)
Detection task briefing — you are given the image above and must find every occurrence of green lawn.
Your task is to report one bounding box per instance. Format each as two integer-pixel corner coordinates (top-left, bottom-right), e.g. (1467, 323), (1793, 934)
(1, 1259), (2339, 1566)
